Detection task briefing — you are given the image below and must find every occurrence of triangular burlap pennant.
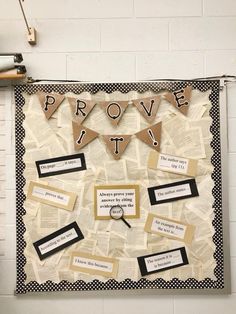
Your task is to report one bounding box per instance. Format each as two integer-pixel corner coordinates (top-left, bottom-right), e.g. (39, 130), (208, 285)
(132, 95), (161, 123)
(37, 91), (65, 119)
(68, 97), (96, 124)
(163, 86), (192, 116)
(102, 135), (132, 160)
(99, 101), (129, 126)
(72, 121), (99, 151)
(135, 122), (162, 152)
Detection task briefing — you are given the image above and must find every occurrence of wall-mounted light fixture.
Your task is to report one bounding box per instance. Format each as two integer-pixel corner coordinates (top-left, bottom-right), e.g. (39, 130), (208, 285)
(18, 0), (37, 45)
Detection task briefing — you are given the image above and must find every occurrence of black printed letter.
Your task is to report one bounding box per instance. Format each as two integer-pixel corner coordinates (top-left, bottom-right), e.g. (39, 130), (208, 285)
(140, 99), (155, 117)
(173, 89), (188, 108)
(44, 95), (56, 111)
(110, 137), (124, 154)
(77, 130), (86, 145)
(107, 103), (121, 120)
(75, 100), (87, 117)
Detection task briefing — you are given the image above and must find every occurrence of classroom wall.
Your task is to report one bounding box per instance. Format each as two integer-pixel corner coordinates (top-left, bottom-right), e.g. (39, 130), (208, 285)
(0, 0), (236, 313)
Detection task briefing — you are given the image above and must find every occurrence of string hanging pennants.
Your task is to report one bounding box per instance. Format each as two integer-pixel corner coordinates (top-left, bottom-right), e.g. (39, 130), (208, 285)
(36, 86), (193, 159)
(37, 86), (192, 123)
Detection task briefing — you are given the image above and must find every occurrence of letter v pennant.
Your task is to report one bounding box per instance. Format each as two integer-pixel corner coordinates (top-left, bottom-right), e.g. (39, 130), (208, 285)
(37, 91), (65, 119)
(132, 95), (161, 123)
(102, 135), (132, 159)
(72, 121), (99, 151)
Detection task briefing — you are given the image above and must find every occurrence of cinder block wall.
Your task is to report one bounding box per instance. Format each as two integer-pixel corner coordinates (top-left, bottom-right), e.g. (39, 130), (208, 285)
(0, 0), (236, 313)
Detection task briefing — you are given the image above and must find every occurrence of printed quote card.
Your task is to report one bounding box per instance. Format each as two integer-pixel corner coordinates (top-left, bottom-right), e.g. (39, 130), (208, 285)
(137, 247), (189, 276)
(148, 151), (198, 177)
(148, 179), (199, 205)
(94, 185), (140, 219)
(27, 181), (77, 211)
(33, 222), (84, 260)
(35, 153), (86, 178)
(69, 252), (118, 278)
(144, 214), (195, 244)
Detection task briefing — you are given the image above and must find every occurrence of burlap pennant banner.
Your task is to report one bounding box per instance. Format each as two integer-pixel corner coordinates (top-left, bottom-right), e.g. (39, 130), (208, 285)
(72, 121), (99, 151)
(37, 91), (65, 119)
(38, 87), (194, 158)
(99, 101), (129, 126)
(68, 97), (96, 125)
(37, 86), (193, 123)
(135, 122), (162, 152)
(102, 134), (132, 160)
(132, 95), (161, 123)
(163, 86), (192, 116)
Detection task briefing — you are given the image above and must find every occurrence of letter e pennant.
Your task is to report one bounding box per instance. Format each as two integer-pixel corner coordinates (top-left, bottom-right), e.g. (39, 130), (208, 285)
(132, 95), (161, 123)
(102, 135), (132, 160)
(163, 86), (192, 116)
(135, 122), (162, 152)
(68, 97), (96, 124)
(37, 91), (65, 119)
(72, 121), (99, 151)
(99, 101), (129, 126)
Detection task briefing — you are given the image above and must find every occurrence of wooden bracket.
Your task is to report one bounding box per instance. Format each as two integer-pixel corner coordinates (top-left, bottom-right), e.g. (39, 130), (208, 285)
(27, 27), (37, 45)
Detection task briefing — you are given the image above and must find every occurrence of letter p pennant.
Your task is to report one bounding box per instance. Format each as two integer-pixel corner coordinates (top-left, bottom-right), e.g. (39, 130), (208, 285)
(37, 91), (65, 119)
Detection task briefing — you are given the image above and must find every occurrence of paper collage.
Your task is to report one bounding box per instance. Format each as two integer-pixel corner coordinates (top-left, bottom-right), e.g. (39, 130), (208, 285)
(20, 84), (217, 289)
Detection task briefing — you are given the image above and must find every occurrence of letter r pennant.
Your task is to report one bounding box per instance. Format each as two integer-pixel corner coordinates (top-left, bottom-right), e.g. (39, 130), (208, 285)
(68, 97), (96, 125)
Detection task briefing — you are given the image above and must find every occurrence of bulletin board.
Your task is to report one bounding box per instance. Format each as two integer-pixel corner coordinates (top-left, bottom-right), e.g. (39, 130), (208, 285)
(14, 80), (230, 294)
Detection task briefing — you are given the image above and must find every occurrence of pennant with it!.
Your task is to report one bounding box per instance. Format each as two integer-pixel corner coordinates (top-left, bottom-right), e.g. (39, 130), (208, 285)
(102, 135), (132, 160)
(68, 97), (96, 125)
(135, 122), (162, 152)
(72, 121), (99, 151)
(132, 95), (161, 123)
(37, 91), (65, 119)
(99, 101), (129, 126)
(163, 86), (192, 116)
